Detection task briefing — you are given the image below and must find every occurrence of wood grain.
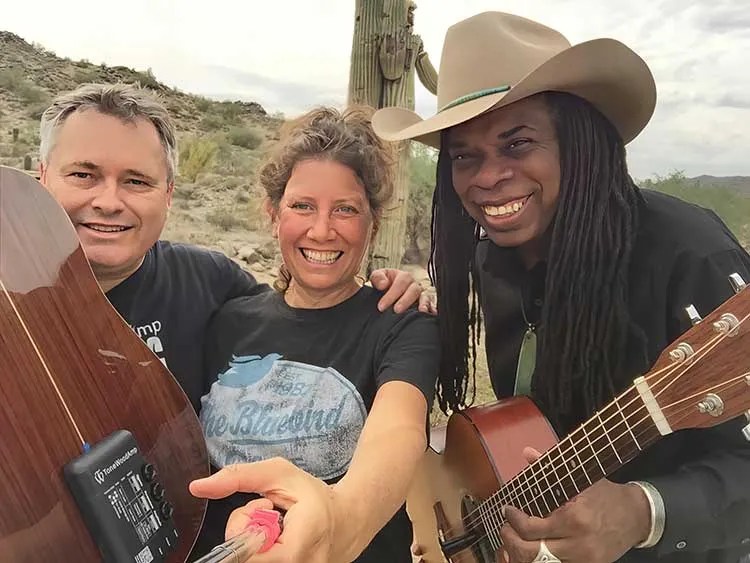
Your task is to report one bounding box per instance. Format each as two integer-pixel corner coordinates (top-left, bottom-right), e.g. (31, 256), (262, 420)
(0, 166), (209, 562)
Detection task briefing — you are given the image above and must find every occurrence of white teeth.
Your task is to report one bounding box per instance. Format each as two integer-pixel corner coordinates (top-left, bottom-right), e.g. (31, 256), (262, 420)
(302, 249), (341, 264)
(482, 198), (525, 217)
(87, 224), (128, 232)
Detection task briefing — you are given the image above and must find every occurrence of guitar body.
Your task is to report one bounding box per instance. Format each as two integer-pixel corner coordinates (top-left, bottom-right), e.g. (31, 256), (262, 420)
(409, 265), (750, 563)
(408, 397), (558, 563)
(0, 167), (209, 561)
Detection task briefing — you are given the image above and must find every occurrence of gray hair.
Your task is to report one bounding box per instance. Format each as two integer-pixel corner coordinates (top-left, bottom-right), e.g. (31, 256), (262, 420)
(39, 83), (178, 183)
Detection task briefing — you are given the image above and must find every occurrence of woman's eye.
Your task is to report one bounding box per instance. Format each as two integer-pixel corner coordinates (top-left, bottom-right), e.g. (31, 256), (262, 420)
(290, 202), (313, 210)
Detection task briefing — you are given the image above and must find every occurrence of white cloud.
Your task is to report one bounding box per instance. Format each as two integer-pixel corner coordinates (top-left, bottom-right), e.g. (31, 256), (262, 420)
(4, 0), (749, 178)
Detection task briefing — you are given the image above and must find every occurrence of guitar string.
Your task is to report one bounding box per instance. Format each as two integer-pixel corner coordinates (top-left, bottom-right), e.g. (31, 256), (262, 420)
(478, 312), (746, 528)
(455, 370), (750, 555)
(459, 313), (739, 532)
(0, 276), (86, 447)
(457, 317), (738, 538)
(459, 357), (749, 554)
(450, 310), (749, 543)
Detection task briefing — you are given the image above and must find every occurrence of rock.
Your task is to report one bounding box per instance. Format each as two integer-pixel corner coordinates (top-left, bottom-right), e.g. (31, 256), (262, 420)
(238, 245), (263, 265)
(256, 240), (278, 260)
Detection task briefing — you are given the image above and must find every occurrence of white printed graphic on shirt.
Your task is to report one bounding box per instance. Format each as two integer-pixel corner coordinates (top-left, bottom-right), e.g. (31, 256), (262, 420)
(130, 320), (167, 367)
(201, 354), (367, 481)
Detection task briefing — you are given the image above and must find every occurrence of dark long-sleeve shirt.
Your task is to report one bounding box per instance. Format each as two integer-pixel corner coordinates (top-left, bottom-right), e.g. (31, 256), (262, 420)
(477, 189), (750, 563)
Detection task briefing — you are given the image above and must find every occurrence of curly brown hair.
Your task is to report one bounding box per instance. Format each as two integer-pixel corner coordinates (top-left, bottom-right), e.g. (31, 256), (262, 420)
(257, 105), (396, 292)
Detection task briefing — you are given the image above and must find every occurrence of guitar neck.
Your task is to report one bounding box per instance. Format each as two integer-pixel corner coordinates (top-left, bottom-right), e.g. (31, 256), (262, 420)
(487, 385), (663, 519)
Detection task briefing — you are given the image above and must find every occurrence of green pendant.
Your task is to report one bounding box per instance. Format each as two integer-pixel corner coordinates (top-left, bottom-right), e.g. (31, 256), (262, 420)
(513, 326), (537, 396)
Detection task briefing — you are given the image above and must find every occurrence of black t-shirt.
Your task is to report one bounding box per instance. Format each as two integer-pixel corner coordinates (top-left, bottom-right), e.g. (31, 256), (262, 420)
(477, 190), (750, 562)
(105, 240), (268, 411)
(193, 286), (440, 562)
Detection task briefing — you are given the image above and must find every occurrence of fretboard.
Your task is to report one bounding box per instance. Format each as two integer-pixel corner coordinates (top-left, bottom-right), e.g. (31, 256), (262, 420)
(480, 386), (662, 526)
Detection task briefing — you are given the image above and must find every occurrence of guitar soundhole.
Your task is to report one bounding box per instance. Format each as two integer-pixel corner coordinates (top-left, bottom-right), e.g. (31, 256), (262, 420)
(461, 495), (496, 563)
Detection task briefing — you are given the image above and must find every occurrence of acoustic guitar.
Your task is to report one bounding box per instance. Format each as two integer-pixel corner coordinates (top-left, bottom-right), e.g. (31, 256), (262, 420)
(0, 166), (209, 562)
(407, 272), (750, 563)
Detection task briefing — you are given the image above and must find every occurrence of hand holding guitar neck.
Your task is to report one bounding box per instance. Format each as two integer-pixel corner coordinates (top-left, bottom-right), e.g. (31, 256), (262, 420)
(410, 274), (750, 563)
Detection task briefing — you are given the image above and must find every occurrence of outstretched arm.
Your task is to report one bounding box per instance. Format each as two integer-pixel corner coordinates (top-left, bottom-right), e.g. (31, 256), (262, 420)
(189, 381), (429, 563)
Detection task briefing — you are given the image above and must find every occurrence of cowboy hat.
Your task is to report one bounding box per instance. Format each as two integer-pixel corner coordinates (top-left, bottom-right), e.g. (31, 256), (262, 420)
(371, 11), (656, 147)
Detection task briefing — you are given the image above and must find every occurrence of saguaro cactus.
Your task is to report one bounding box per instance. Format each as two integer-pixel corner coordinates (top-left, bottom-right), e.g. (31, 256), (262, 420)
(348, 0), (437, 271)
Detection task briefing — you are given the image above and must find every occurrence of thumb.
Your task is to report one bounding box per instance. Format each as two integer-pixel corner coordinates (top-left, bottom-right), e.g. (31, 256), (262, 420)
(189, 459), (297, 501)
(522, 446), (543, 464)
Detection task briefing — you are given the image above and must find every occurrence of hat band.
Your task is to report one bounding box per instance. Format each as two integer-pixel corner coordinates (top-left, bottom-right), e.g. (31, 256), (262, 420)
(438, 86), (511, 112)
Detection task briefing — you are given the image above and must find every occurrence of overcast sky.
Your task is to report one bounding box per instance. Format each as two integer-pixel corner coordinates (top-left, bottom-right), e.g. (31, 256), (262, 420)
(4, 0), (749, 179)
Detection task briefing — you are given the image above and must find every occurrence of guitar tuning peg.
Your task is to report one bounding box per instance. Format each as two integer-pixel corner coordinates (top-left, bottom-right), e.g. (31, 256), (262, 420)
(729, 273), (747, 294)
(685, 304), (702, 325)
(743, 410), (750, 442)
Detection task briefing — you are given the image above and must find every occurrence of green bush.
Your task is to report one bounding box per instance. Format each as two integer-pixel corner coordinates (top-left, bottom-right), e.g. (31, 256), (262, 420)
(641, 171), (750, 248)
(227, 126), (263, 150)
(179, 137), (219, 182)
(0, 68), (25, 90)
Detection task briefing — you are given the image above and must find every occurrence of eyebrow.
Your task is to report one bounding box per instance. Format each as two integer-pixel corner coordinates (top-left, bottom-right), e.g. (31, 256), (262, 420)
(448, 124), (536, 150)
(123, 169), (158, 183)
(497, 124), (535, 139)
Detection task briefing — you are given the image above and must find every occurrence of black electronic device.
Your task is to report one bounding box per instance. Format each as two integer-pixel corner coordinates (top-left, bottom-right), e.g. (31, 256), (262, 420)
(64, 430), (178, 563)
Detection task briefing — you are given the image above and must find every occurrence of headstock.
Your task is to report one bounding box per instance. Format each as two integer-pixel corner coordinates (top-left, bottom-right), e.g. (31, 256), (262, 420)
(641, 273), (750, 435)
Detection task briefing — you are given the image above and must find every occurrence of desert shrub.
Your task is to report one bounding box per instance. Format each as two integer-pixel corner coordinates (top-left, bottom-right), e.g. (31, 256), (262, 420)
(179, 137), (218, 182)
(227, 126), (263, 150)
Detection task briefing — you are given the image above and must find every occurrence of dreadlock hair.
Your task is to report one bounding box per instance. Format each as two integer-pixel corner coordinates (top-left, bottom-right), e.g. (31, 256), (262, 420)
(429, 91), (645, 431)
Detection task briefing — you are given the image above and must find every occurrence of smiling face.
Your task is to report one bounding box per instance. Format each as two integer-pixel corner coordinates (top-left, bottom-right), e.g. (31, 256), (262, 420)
(272, 158), (374, 307)
(447, 95), (561, 263)
(40, 109), (173, 288)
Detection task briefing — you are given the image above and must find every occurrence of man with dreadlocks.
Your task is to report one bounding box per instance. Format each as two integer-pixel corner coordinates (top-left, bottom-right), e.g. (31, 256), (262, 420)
(373, 11), (750, 563)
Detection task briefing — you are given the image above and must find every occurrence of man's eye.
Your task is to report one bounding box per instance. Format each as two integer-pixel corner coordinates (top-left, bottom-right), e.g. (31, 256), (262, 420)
(508, 139), (532, 150)
(69, 172), (91, 179)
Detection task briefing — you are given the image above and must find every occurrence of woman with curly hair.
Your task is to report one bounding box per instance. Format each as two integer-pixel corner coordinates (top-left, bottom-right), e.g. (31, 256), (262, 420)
(190, 106), (440, 563)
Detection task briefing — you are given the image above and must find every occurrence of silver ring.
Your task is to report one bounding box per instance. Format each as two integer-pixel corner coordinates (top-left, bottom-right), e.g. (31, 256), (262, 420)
(532, 540), (561, 563)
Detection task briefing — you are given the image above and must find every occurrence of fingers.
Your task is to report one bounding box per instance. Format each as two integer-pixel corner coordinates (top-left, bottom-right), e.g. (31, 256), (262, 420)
(503, 506), (555, 542)
(500, 522), (543, 563)
(418, 288), (437, 315)
(522, 446), (543, 464)
(370, 268), (424, 313)
(501, 523), (571, 563)
(225, 497), (275, 540)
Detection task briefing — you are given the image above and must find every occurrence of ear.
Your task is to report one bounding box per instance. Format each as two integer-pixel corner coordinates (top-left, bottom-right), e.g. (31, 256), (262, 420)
(370, 217), (380, 241)
(39, 162), (48, 186)
(165, 181), (175, 208)
(264, 198), (279, 238)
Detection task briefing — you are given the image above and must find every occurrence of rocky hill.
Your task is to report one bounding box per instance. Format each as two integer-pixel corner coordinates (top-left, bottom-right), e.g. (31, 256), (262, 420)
(0, 30), (292, 286)
(1, 30), (747, 283)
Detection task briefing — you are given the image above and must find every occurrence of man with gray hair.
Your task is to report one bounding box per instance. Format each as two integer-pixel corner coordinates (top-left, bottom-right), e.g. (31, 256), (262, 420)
(38, 82), (427, 412)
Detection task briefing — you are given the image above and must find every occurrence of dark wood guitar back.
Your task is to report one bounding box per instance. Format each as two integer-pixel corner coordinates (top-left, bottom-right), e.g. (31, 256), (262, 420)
(0, 167), (209, 561)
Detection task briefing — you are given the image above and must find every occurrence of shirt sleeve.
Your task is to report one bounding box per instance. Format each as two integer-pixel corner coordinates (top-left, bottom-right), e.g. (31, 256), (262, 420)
(373, 308), (441, 408)
(647, 247), (750, 557)
(210, 251), (271, 302)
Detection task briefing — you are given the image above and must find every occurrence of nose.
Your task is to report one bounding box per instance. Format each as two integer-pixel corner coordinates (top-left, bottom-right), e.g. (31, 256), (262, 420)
(307, 212), (335, 242)
(90, 179), (125, 215)
(473, 155), (514, 190)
